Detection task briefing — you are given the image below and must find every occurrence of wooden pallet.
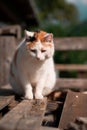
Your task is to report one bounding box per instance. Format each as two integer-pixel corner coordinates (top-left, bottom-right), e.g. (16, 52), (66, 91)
(0, 85), (87, 130)
(0, 84), (47, 130)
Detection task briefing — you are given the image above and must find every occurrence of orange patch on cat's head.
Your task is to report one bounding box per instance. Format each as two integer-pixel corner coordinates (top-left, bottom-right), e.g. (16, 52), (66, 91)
(26, 31), (53, 49)
(34, 31), (47, 41)
(35, 31), (53, 47)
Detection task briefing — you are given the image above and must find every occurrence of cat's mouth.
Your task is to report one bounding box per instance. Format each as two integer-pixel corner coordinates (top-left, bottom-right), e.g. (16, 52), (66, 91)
(35, 56), (47, 61)
(36, 57), (41, 61)
(36, 57), (45, 61)
(36, 55), (50, 61)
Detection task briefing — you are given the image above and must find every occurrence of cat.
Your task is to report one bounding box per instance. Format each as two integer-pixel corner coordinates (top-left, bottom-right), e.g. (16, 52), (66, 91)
(9, 30), (56, 99)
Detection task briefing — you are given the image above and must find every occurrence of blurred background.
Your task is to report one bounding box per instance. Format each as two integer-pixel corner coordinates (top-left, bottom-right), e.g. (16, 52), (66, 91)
(0, 0), (87, 36)
(0, 0), (87, 86)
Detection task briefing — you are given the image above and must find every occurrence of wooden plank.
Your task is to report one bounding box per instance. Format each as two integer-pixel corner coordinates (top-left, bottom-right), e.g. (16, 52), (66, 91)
(64, 117), (87, 130)
(40, 127), (60, 130)
(0, 96), (14, 111)
(0, 84), (14, 97)
(0, 84), (12, 90)
(58, 91), (87, 129)
(0, 98), (47, 130)
(54, 37), (87, 50)
(0, 36), (16, 87)
(0, 84), (14, 111)
(54, 78), (87, 91)
(0, 25), (21, 40)
(55, 64), (87, 71)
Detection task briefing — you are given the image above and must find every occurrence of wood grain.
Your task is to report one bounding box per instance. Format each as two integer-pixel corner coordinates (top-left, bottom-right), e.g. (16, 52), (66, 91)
(54, 37), (87, 50)
(0, 98), (47, 130)
(54, 78), (87, 91)
(0, 25), (21, 40)
(58, 91), (87, 129)
(55, 64), (87, 71)
(0, 96), (14, 111)
(0, 36), (16, 87)
(40, 127), (60, 130)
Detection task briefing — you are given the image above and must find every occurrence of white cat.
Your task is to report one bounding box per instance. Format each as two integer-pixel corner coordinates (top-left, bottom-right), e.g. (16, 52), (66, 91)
(9, 30), (56, 99)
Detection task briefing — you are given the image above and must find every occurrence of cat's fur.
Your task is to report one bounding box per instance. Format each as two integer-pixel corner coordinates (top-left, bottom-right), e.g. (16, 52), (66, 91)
(9, 30), (56, 99)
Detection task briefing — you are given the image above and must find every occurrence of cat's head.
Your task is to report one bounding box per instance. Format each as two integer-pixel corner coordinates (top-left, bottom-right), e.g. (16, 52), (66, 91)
(25, 30), (54, 61)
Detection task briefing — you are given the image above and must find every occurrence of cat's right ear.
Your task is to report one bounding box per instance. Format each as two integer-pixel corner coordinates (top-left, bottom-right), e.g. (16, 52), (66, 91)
(24, 30), (34, 38)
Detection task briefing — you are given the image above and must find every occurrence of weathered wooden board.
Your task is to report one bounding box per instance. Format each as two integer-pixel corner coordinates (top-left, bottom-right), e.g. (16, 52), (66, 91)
(0, 98), (47, 130)
(0, 25), (21, 40)
(55, 78), (87, 91)
(58, 91), (87, 129)
(54, 37), (87, 50)
(40, 127), (60, 130)
(0, 84), (14, 111)
(0, 36), (16, 87)
(0, 84), (14, 95)
(0, 96), (14, 111)
(55, 64), (87, 71)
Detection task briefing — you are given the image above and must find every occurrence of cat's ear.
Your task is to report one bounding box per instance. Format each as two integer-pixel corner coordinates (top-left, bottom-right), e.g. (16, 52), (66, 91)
(24, 30), (34, 38)
(44, 33), (53, 42)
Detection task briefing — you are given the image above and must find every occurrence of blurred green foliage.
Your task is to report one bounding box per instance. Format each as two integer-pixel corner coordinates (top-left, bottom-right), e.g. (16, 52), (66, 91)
(41, 24), (67, 37)
(35, 0), (78, 24)
(67, 21), (87, 37)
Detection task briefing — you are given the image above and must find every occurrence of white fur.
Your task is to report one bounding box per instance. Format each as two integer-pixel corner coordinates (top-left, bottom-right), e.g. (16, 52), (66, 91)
(25, 30), (34, 37)
(9, 31), (56, 99)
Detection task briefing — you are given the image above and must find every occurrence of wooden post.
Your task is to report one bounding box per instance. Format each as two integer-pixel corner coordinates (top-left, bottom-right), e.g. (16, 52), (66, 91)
(0, 36), (17, 87)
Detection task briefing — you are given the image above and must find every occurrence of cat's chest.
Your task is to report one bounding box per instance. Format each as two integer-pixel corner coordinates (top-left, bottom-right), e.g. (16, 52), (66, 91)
(27, 62), (45, 76)
(25, 60), (46, 80)
(18, 52), (49, 83)
(27, 63), (46, 84)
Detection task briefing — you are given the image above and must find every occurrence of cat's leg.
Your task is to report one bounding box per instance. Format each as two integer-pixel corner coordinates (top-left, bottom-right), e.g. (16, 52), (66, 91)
(42, 72), (56, 96)
(35, 79), (45, 99)
(25, 84), (33, 99)
(19, 75), (33, 99)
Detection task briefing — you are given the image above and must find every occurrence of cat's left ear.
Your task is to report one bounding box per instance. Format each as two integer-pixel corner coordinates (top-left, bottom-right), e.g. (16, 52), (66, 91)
(44, 33), (53, 42)
(24, 30), (34, 38)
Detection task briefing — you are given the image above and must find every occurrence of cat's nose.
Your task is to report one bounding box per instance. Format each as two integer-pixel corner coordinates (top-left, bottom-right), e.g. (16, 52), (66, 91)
(36, 54), (41, 60)
(36, 57), (40, 60)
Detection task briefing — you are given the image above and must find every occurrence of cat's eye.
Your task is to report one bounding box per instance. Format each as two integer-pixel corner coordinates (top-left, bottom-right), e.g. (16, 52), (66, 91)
(41, 49), (46, 53)
(30, 49), (36, 53)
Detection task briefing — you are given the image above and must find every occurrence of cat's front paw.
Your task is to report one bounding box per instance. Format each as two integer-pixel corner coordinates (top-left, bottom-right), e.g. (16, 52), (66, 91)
(25, 93), (33, 100)
(35, 93), (43, 99)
